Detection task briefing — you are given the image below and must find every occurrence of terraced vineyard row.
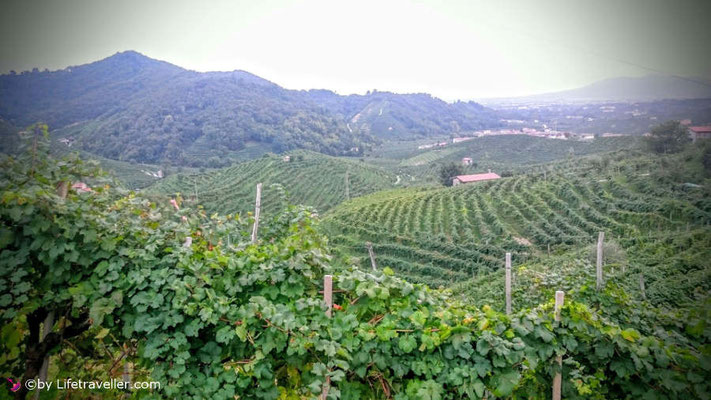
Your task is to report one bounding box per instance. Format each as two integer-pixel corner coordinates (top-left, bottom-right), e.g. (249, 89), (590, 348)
(146, 151), (396, 216)
(323, 153), (711, 286)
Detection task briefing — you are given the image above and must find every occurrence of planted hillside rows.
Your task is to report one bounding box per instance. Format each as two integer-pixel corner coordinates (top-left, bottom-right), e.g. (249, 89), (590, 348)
(3, 147), (711, 400)
(323, 155), (711, 285)
(147, 152), (395, 217)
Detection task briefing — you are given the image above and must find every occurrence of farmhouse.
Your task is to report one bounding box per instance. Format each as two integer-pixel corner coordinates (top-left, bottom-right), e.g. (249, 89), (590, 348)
(688, 126), (711, 142)
(452, 172), (501, 186)
(462, 157), (473, 166)
(71, 182), (92, 193)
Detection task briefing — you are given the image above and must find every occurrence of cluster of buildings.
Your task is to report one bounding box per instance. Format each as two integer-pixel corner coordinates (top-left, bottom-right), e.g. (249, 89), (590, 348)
(417, 128), (613, 151)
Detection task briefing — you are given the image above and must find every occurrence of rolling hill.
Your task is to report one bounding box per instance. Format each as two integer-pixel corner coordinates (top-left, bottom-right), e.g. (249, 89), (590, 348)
(322, 149), (711, 288)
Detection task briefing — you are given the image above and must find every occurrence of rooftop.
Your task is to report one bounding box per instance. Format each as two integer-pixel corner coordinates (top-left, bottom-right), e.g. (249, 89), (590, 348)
(454, 172), (501, 183)
(689, 126), (711, 133)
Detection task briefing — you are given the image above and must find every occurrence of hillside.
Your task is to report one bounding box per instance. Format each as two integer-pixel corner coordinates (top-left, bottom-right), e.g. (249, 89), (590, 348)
(4, 141), (710, 399)
(0, 51), (499, 166)
(395, 135), (639, 167)
(146, 151), (397, 216)
(323, 149), (711, 287)
(304, 90), (500, 139)
(364, 135), (641, 185)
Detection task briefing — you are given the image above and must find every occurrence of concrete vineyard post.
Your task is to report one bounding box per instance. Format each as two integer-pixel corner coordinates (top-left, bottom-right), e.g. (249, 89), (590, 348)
(366, 242), (378, 271)
(321, 275), (333, 399)
(251, 183), (262, 244)
(505, 252), (512, 315)
(596, 232), (604, 290)
(553, 290), (565, 400)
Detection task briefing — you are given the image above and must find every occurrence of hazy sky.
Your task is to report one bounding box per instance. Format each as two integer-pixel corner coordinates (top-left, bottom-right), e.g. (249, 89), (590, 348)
(1, 0), (710, 100)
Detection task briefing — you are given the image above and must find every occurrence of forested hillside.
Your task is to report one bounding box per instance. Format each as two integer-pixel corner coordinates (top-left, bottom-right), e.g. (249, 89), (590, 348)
(304, 90), (500, 139)
(0, 51), (499, 167)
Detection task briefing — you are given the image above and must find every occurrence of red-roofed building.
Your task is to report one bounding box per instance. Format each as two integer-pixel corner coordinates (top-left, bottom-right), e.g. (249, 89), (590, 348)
(71, 182), (92, 193)
(452, 172), (501, 186)
(688, 126), (711, 142)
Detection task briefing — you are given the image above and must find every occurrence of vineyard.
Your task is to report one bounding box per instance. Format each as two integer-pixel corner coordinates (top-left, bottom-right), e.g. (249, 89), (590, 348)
(147, 150), (396, 216)
(323, 150), (711, 288)
(2, 132), (711, 400)
(362, 135), (642, 186)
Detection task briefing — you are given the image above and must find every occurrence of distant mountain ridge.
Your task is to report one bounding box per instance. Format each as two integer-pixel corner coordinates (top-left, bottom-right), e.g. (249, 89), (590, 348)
(481, 75), (711, 105)
(0, 51), (498, 166)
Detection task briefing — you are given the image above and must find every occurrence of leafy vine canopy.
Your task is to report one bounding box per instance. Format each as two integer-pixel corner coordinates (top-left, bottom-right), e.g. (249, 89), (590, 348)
(1, 127), (709, 399)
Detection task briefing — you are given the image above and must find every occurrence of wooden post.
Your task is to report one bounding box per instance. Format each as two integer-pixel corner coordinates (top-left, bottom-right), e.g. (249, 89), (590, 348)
(365, 242), (377, 271)
(321, 275), (333, 399)
(56, 181), (69, 200)
(35, 180), (69, 398)
(123, 362), (131, 385)
(505, 252), (512, 315)
(552, 290), (565, 400)
(34, 311), (55, 400)
(323, 275), (333, 317)
(596, 232), (604, 290)
(639, 274), (646, 300)
(251, 183), (262, 244)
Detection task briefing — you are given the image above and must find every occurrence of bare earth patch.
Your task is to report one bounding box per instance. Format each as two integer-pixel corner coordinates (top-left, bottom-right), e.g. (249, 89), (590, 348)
(514, 237), (532, 246)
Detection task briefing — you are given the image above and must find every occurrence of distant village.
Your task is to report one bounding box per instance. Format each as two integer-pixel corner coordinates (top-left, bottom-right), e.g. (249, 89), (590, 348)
(417, 118), (711, 150)
(416, 128), (619, 150)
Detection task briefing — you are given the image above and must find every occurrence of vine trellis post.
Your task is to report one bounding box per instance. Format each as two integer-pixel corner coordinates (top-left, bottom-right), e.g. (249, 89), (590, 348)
(596, 232), (604, 290)
(505, 252), (512, 315)
(35, 181), (70, 399)
(366, 242), (377, 271)
(552, 290), (565, 400)
(321, 275), (333, 400)
(251, 183), (262, 244)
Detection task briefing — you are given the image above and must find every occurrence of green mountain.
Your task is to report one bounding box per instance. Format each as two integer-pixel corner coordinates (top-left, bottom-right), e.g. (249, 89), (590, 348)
(0, 51), (499, 166)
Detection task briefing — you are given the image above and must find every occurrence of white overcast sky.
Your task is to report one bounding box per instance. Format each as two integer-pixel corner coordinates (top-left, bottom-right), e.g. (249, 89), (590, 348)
(1, 0), (710, 100)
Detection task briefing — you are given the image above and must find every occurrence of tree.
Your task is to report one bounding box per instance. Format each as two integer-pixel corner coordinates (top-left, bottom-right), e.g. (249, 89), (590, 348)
(438, 162), (464, 186)
(703, 146), (711, 172)
(645, 120), (690, 154)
